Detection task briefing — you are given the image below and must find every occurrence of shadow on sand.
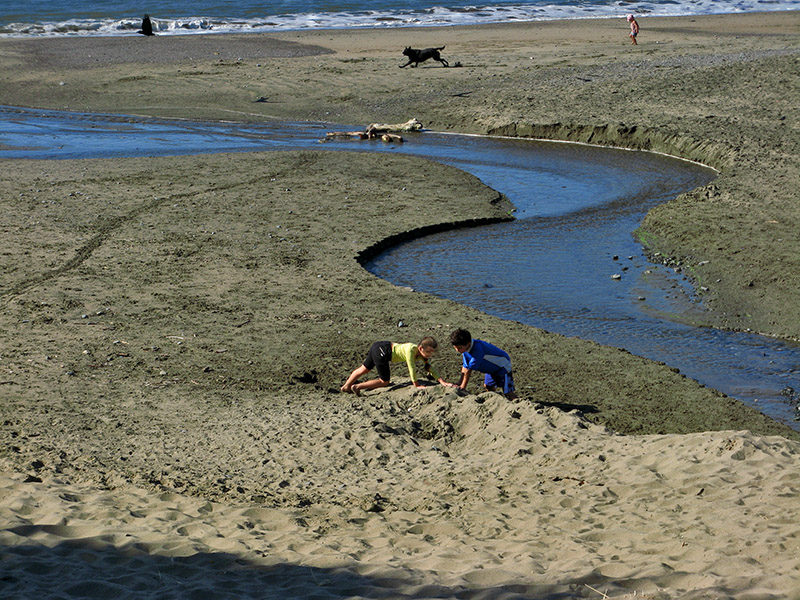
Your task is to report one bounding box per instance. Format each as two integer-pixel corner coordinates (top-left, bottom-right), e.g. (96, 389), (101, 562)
(1, 538), (636, 599)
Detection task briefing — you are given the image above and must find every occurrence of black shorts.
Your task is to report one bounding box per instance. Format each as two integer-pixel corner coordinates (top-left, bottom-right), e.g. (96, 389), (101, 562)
(363, 341), (392, 382)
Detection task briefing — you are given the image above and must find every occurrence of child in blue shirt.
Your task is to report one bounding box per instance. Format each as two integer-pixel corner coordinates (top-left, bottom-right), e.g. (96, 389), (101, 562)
(449, 328), (517, 399)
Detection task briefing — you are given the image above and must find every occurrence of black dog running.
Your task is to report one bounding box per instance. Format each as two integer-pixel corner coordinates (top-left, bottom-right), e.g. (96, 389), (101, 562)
(400, 46), (449, 68)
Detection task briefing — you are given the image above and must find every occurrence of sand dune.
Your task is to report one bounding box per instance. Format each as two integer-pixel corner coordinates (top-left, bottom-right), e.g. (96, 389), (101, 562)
(3, 386), (799, 599)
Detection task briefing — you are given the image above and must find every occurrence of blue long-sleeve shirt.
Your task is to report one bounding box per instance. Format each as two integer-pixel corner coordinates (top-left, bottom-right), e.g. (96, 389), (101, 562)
(461, 339), (512, 375)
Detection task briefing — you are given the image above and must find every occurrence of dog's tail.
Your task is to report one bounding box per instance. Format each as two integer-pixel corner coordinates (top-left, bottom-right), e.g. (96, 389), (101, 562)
(437, 46), (445, 50)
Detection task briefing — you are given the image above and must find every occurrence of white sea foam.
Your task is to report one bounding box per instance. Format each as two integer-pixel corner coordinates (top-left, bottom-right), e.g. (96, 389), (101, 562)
(0, 0), (797, 37)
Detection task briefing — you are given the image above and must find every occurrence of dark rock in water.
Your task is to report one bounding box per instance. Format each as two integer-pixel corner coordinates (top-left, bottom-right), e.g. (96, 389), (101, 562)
(138, 14), (155, 36)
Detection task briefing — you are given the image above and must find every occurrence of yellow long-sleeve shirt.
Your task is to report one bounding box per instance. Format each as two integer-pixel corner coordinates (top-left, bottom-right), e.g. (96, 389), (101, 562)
(391, 342), (440, 383)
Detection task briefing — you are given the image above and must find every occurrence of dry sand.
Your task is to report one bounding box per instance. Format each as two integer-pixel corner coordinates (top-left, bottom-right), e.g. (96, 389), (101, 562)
(3, 401), (799, 599)
(1, 12), (800, 600)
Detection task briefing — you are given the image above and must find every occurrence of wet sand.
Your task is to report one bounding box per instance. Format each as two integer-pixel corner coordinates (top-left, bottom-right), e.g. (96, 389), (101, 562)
(1, 12), (800, 599)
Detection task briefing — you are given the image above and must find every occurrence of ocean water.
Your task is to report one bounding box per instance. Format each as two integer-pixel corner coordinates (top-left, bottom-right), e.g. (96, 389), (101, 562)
(1, 0), (797, 37)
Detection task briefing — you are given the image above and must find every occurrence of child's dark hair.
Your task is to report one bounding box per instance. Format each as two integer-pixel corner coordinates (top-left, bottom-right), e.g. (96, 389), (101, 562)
(419, 336), (438, 351)
(449, 328), (472, 347)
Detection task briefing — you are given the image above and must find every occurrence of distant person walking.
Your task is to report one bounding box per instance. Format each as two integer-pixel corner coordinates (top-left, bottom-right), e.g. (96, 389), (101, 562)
(627, 14), (639, 45)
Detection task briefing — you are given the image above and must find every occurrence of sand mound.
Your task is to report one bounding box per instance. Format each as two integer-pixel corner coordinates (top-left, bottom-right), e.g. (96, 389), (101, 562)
(3, 385), (799, 599)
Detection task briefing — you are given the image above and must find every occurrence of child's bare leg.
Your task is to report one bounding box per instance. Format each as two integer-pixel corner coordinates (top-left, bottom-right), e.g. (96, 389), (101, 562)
(341, 365), (370, 393)
(353, 378), (390, 394)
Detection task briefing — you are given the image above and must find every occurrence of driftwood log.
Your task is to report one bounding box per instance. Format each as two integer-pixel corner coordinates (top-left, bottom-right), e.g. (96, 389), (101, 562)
(325, 118), (422, 143)
(325, 131), (369, 139)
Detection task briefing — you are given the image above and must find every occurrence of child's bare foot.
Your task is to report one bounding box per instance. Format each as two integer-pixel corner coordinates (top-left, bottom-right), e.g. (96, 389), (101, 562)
(351, 384), (361, 397)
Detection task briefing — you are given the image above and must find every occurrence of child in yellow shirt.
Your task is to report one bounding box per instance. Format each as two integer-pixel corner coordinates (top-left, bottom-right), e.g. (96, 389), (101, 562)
(341, 336), (454, 396)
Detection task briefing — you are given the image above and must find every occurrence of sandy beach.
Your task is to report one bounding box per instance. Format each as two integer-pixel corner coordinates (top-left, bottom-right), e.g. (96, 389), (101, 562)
(1, 12), (800, 599)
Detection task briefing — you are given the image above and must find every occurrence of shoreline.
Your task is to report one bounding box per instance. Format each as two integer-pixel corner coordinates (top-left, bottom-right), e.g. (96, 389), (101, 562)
(3, 6), (798, 39)
(2, 12), (800, 600)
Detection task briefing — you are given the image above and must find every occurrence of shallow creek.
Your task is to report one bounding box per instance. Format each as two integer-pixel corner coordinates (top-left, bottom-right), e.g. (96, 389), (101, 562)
(2, 106), (798, 429)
